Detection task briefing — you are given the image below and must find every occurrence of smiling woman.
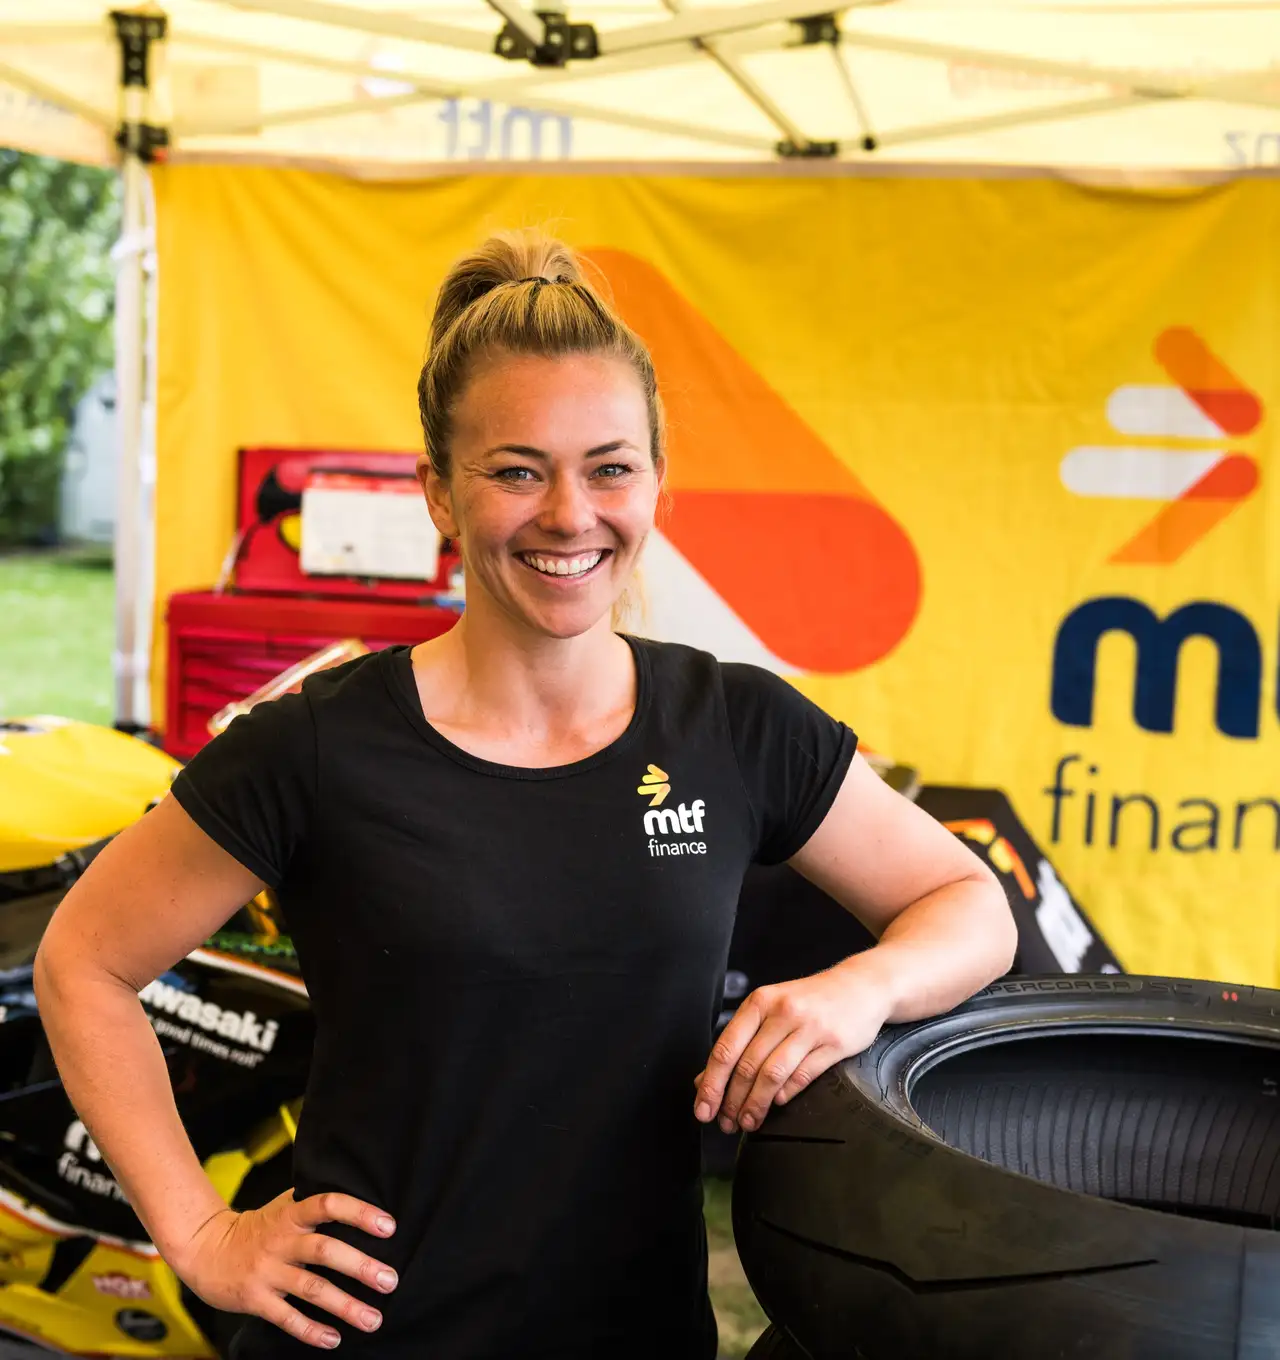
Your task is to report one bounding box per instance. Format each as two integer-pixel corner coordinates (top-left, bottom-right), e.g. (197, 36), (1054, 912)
(405, 230), (670, 765)
(33, 227), (1016, 1360)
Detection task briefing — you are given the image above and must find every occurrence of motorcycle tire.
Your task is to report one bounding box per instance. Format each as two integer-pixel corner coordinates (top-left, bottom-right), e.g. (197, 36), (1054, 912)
(744, 1324), (810, 1358)
(181, 1151), (294, 1357)
(732, 973), (1280, 1360)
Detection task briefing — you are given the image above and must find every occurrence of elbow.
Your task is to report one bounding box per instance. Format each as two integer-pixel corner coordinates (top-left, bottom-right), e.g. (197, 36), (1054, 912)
(32, 922), (82, 1021)
(32, 933), (62, 1016)
(976, 864), (1019, 982)
(995, 911), (1019, 980)
(32, 936), (51, 1001)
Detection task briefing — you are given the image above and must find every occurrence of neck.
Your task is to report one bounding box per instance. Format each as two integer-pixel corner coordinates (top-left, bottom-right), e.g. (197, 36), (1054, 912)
(417, 589), (632, 738)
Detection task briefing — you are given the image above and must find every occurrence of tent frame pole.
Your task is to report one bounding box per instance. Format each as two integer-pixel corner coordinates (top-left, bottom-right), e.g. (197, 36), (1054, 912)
(110, 8), (167, 737)
(656, 0), (816, 153)
(484, 0), (544, 50)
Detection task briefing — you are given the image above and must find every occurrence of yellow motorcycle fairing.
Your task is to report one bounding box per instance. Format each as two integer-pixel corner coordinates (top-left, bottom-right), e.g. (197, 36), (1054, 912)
(0, 1211), (213, 1358)
(0, 717), (180, 873)
(0, 1100), (301, 1357)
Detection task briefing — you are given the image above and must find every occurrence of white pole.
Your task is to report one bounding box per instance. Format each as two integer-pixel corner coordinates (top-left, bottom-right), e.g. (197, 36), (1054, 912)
(112, 138), (147, 732)
(110, 7), (166, 736)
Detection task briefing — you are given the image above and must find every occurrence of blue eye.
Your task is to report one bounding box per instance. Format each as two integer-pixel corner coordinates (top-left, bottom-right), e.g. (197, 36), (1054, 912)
(494, 467), (536, 481)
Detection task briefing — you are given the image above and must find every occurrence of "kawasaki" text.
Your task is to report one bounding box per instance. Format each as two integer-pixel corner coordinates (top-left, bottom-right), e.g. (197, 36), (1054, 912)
(139, 979), (279, 1053)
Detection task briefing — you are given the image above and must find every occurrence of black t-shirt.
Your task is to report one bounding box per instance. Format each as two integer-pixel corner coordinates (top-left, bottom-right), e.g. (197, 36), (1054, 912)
(170, 638), (856, 1360)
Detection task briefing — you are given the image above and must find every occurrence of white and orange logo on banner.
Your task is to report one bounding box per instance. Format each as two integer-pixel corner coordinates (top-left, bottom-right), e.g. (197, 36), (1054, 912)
(1060, 327), (1263, 563)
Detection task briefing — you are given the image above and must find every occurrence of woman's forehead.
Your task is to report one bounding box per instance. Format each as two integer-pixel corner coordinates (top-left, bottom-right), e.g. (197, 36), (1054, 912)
(461, 348), (638, 394)
(453, 353), (650, 443)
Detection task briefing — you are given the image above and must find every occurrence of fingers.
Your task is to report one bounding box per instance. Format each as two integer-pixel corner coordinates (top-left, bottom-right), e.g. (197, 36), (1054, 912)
(255, 1290), (343, 1350)
(775, 1044), (842, 1107)
(248, 1194), (397, 1347)
(291, 1192), (395, 1241)
(722, 1035), (839, 1134)
(695, 984), (848, 1135)
(718, 1015), (796, 1133)
(694, 996), (765, 1124)
(274, 1263), (385, 1335)
(293, 1232), (398, 1295)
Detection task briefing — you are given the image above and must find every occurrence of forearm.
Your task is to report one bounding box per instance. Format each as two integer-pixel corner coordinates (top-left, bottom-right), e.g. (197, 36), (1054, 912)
(33, 950), (230, 1267)
(835, 872), (1017, 1025)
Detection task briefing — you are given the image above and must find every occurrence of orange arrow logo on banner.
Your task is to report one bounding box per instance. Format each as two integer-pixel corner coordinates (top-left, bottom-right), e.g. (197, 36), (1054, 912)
(584, 249), (922, 674)
(1111, 329), (1262, 563)
(1061, 328), (1264, 565)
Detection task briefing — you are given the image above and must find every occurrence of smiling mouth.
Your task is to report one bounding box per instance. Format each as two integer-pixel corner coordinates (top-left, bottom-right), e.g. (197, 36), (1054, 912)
(516, 549), (611, 580)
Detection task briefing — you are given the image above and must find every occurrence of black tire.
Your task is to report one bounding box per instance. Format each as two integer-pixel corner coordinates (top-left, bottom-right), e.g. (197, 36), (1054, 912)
(181, 1151), (294, 1357)
(745, 1323), (811, 1358)
(732, 974), (1280, 1360)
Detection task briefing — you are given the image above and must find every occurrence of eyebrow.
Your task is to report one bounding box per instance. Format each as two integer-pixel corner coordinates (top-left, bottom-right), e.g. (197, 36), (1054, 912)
(482, 440), (639, 459)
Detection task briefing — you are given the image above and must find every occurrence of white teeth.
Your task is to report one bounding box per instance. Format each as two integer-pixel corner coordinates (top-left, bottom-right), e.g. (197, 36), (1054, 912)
(524, 551), (603, 578)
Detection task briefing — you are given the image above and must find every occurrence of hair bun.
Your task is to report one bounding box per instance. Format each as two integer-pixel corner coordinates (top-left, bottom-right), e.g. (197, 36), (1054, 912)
(429, 229), (586, 347)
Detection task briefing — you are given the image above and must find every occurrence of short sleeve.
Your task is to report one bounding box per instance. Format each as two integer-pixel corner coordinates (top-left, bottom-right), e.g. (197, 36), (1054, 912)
(721, 663), (857, 866)
(168, 690), (316, 888)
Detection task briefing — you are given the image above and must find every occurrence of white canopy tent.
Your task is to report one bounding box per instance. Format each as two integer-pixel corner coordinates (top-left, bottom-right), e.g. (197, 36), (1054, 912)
(1, 0), (1277, 729)
(7, 0), (1280, 171)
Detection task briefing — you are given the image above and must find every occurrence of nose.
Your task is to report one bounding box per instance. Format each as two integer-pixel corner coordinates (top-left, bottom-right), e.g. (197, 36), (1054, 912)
(537, 473), (596, 539)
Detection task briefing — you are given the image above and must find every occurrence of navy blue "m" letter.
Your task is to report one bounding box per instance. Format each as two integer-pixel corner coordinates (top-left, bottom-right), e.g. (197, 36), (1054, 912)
(1051, 596), (1261, 739)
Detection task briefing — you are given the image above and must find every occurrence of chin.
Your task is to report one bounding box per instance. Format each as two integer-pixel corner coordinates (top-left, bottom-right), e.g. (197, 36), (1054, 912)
(519, 601), (616, 640)
(528, 615), (609, 641)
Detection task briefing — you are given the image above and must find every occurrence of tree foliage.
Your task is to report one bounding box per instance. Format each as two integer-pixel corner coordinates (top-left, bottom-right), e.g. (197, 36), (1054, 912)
(0, 150), (119, 545)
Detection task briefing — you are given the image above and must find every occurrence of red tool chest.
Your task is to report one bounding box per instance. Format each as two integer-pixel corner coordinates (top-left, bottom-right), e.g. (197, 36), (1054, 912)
(163, 591), (458, 761)
(162, 447), (461, 762)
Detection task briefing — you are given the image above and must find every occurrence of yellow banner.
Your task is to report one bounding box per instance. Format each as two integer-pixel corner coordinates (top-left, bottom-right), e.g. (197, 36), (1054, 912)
(152, 164), (1280, 987)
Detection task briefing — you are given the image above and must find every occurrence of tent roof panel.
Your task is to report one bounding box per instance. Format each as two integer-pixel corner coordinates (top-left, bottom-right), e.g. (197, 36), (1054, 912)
(509, 51), (786, 138)
(1, 0), (1278, 170)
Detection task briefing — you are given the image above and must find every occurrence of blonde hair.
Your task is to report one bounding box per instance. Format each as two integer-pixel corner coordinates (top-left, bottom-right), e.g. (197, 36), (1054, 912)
(418, 228), (664, 628)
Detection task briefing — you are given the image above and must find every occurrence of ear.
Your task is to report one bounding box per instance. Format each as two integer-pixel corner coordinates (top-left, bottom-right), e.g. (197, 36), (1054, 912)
(417, 453), (459, 541)
(652, 453), (671, 526)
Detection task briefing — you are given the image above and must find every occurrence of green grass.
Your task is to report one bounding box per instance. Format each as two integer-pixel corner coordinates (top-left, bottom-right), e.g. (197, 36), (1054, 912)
(0, 547), (116, 725)
(705, 1175), (769, 1357)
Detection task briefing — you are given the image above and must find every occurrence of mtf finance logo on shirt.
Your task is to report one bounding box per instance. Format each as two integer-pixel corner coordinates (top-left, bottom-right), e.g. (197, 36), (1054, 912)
(636, 764), (709, 858)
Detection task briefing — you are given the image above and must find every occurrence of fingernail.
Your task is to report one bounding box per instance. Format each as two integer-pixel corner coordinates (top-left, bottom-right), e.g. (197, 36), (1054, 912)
(376, 1269), (398, 1291)
(695, 1101), (711, 1121)
(321, 1333), (340, 1349)
(362, 1310), (382, 1331)
(740, 1113), (756, 1130)
(719, 1116), (735, 1134)
(375, 1215), (395, 1234)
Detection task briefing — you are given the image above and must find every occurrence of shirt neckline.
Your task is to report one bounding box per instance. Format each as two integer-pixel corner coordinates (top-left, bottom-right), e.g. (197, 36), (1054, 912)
(380, 634), (652, 781)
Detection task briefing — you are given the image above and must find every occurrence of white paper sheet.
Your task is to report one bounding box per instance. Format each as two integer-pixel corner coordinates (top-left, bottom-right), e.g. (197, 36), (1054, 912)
(300, 474), (440, 582)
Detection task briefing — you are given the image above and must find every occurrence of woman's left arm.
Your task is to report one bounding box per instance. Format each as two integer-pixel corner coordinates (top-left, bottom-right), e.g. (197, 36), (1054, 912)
(695, 751), (1018, 1135)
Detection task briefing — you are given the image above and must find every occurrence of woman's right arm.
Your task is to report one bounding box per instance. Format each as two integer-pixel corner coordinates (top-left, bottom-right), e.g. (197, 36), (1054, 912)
(33, 794), (397, 1349)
